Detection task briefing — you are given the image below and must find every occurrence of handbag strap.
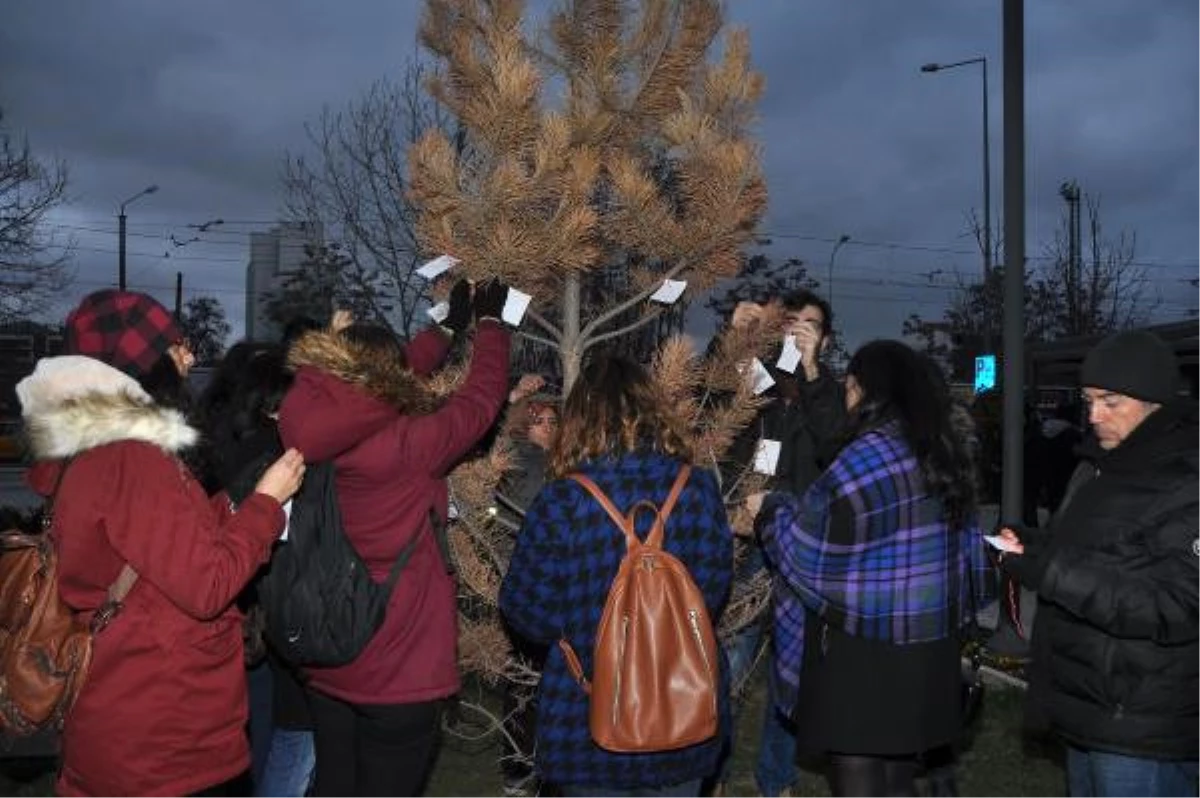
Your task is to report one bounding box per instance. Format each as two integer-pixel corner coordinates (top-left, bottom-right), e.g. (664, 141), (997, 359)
(380, 509), (437, 594)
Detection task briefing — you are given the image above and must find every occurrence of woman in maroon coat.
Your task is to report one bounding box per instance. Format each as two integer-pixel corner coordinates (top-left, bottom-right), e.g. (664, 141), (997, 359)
(16, 290), (305, 796)
(277, 281), (512, 796)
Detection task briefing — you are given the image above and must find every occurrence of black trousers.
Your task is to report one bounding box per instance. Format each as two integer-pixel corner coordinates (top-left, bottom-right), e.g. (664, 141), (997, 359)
(188, 771), (253, 796)
(307, 688), (445, 796)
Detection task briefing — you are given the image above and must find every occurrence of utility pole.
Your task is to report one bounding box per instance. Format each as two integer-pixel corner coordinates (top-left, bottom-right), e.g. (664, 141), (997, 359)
(827, 234), (850, 308)
(1059, 181), (1081, 332)
(174, 272), (183, 319)
(989, 0), (1030, 661)
(117, 185), (159, 290)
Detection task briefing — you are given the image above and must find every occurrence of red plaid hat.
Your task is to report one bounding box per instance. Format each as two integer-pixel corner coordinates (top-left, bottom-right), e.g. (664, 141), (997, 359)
(65, 289), (183, 378)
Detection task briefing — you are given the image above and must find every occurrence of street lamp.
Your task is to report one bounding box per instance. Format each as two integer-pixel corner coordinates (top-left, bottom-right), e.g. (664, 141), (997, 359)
(921, 57), (990, 284)
(118, 184), (159, 290)
(827, 234), (850, 308)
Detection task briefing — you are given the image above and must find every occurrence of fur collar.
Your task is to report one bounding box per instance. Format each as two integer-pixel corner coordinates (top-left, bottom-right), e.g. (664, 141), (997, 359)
(288, 330), (438, 414)
(17, 355), (197, 459)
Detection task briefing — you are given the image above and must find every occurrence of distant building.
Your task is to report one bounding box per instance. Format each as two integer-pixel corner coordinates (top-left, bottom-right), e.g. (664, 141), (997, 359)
(245, 221), (323, 342)
(0, 323), (64, 420)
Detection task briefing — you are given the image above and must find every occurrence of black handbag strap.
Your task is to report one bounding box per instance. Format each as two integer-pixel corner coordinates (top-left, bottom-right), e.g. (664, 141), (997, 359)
(380, 508), (447, 593)
(39, 455), (76, 532)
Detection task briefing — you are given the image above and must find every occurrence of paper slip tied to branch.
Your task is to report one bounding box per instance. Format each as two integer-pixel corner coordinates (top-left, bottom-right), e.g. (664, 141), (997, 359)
(502, 288), (532, 326)
(650, 279), (687, 304)
(416, 254), (459, 280)
(748, 357), (775, 395)
(754, 439), (781, 475)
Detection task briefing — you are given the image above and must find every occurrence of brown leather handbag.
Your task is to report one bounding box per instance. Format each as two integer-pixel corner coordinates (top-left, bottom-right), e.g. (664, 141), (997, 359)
(0, 462), (137, 735)
(558, 464), (720, 753)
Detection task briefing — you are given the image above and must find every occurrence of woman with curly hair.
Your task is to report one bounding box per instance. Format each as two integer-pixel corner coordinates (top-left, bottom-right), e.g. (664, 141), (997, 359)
(754, 340), (993, 797)
(499, 354), (733, 796)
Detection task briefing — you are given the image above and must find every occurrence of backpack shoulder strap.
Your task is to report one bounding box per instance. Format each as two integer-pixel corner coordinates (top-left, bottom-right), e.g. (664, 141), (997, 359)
(568, 472), (637, 549)
(644, 464), (692, 548)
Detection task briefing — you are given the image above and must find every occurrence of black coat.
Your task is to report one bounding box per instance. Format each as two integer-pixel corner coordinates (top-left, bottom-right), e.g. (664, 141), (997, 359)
(1024, 399), (1198, 760)
(726, 369), (846, 498)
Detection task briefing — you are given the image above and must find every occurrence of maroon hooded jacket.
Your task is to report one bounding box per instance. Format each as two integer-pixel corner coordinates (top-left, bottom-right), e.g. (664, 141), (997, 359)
(18, 356), (284, 797)
(278, 322), (510, 704)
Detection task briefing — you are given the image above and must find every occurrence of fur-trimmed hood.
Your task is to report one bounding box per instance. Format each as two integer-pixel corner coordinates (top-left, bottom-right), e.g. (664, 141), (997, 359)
(16, 355), (197, 459)
(287, 329), (438, 414)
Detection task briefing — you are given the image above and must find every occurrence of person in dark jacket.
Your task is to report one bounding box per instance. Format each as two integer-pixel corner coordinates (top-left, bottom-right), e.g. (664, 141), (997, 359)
(998, 330), (1198, 797)
(16, 290), (304, 796)
(277, 280), (512, 796)
(494, 382), (560, 796)
(199, 342), (321, 797)
(719, 289), (846, 797)
(499, 354), (733, 796)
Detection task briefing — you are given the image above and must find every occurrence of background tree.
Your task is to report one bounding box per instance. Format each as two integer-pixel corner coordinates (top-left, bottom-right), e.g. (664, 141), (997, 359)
(905, 180), (1155, 381)
(1047, 181), (1154, 336)
(282, 61), (456, 337)
(178, 296), (231, 365)
(0, 109), (71, 323)
(406, 0), (777, 697)
(260, 242), (384, 333)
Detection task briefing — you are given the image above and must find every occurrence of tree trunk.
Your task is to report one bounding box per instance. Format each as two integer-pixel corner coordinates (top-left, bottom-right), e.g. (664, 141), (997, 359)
(561, 273), (582, 394)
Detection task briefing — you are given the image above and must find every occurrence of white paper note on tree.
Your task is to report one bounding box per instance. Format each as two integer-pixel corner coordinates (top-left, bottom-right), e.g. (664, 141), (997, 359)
(416, 254), (459, 280)
(754, 439), (781, 475)
(650, 279), (687, 304)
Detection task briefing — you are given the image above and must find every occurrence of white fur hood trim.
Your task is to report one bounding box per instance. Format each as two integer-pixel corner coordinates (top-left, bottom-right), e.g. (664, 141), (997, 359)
(16, 355), (198, 459)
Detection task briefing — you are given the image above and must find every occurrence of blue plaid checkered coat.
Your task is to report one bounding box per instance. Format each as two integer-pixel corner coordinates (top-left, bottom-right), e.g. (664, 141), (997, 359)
(499, 451), (733, 790)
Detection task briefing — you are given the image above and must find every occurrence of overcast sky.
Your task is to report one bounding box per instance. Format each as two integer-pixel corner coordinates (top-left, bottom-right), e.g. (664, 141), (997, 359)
(2, 0), (1196, 352)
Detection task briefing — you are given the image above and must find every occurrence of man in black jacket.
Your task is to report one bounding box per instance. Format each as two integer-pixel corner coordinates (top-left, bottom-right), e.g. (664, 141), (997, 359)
(719, 289), (846, 797)
(998, 330), (1198, 797)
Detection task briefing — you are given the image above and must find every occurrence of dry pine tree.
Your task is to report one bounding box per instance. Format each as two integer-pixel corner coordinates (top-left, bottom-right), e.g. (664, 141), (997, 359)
(407, 0), (789, 720)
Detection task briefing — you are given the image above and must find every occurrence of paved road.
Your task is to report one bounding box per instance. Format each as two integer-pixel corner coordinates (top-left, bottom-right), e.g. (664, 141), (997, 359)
(0, 463), (38, 511)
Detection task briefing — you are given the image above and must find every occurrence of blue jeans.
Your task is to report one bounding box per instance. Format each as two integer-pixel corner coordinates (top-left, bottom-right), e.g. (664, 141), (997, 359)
(755, 660), (798, 796)
(561, 779), (702, 796)
(256, 729), (315, 797)
(1067, 746), (1199, 797)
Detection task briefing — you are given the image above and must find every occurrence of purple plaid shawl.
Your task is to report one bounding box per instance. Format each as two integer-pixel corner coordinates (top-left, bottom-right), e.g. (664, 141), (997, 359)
(760, 423), (992, 714)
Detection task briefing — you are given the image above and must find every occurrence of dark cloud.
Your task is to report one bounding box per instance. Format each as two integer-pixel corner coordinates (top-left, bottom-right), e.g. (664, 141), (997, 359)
(2, 0), (1195, 347)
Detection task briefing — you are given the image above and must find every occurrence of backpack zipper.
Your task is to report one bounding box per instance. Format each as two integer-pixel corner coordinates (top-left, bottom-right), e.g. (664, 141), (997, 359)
(687, 608), (715, 691)
(613, 613), (629, 726)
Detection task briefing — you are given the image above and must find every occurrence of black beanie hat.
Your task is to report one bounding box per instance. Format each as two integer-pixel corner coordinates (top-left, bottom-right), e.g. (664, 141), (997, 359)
(1080, 330), (1180, 404)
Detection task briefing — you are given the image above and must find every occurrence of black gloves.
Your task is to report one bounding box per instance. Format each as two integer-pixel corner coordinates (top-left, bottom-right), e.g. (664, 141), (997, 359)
(473, 279), (509, 323)
(442, 279), (472, 335)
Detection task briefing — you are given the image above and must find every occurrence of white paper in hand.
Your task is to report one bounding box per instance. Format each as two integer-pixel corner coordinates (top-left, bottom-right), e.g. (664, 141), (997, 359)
(749, 357), (775, 395)
(775, 335), (802, 374)
(983, 535), (1022, 553)
(502, 288), (532, 326)
(278, 499), (293, 542)
(426, 301), (450, 323)
(415, 254), (459, 280)
(649, 279), (687, 304)
(753, 439), (781, 475)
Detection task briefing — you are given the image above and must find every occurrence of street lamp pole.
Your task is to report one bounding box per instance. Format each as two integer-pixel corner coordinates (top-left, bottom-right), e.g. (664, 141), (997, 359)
(118, 185), (159, 290)
(921, 57), (990, 284)
(827, 234), (850, 308)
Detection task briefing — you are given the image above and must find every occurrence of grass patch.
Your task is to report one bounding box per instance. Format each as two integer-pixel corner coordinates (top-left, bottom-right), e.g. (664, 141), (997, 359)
(2, 665), (1066, 796)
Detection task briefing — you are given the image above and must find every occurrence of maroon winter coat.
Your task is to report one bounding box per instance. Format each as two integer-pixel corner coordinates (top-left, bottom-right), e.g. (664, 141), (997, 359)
(17, 356), (284, 796)
(278, 322), (510, 705)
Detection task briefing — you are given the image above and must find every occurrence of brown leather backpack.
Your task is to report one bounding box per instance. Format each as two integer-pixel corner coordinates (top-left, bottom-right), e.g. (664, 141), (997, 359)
(0, 462), (137, 736)
(558, 464), (719, 753)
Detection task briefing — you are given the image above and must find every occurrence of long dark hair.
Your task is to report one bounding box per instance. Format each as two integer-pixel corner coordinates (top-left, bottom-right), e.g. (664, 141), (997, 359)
(197, 343), (293, 491)
(549, 355), (693, 478)
(844, 340), (977, 530)
(138, 352), (192, 414)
